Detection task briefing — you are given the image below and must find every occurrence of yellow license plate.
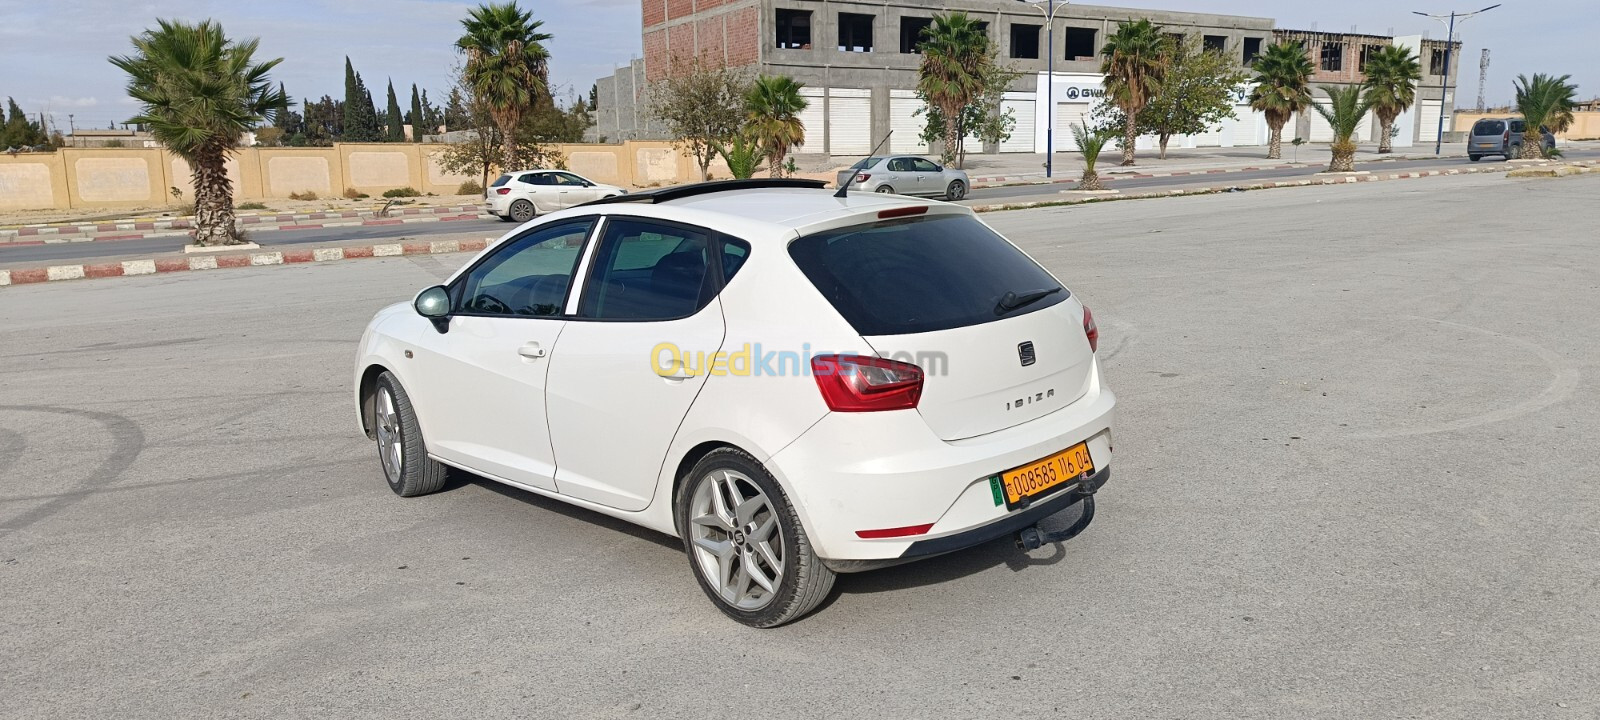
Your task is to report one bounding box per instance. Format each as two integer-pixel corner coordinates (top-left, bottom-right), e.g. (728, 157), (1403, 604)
(1001, 442), (1094, 509)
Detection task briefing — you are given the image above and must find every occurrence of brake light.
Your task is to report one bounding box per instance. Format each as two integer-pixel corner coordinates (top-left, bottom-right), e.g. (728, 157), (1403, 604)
(811, 355), (923, 412)
(855, 173), (872, 183)
(1083, 306), (1099, 352)
(496, 188), (511, 195)
(878, 206), (928, 219)
(856, 523), (934, 539)
(1503, 130), (1510, 141)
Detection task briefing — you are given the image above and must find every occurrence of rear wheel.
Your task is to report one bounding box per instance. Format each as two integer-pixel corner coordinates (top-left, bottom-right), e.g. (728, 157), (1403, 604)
(874, 185), (894, 194)
(945, 180), (967, 201)
(677, 448), (834, 628)
(1469, 154), (1481, 162)
(374, 372), (448, 498)
(509, 199), (536, 223)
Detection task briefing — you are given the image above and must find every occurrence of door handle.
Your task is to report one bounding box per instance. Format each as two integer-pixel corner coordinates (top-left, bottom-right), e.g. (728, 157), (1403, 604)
(518, 342), (546, 359)
(660, 363), (695, 380)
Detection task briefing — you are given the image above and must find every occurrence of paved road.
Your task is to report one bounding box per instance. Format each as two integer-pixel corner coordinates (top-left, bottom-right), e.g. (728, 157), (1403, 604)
(3, 172), (1598, 718)
(6, 149), (1595, 266)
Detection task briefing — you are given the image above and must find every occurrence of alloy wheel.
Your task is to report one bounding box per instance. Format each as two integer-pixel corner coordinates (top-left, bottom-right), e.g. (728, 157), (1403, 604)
(688, 469), (785, 611)
(375, 387), (404, 483)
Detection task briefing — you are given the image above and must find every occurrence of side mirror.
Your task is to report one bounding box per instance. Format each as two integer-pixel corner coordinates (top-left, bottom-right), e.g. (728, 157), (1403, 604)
(414, 285), (452, 333)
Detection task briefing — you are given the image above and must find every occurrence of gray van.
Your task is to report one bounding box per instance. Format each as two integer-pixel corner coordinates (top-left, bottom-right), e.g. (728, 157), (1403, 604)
(1468, 118), (1556, 161)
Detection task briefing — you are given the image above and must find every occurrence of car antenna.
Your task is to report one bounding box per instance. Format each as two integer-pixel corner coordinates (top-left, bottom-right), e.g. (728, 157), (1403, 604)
(834, 130), (894, 199)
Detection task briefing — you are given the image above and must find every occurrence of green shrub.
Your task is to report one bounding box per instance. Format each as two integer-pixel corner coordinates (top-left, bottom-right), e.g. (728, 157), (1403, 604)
(382, 186), (421, 198)
(236, 201), (269, 210)
(457, 179), (484, 195)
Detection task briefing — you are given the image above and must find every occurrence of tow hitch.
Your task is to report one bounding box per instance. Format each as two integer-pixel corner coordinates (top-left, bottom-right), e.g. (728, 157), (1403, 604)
(1014, 480), (1097, 552)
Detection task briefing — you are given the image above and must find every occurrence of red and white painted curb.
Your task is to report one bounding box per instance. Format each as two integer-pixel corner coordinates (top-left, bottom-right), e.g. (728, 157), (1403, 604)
(0, 238), (491, 288)
(971, 163), (1306, 186)
(0, 205), (486, 241)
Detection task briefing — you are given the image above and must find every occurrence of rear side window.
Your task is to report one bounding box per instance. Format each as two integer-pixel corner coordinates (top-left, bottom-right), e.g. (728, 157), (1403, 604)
(789, 214), (1066, 336)
(1473, 120), (1505, 135)
(1510, 120), (1526, 133)
(579, 219), (714, 321)
(490, 174), (512, 187)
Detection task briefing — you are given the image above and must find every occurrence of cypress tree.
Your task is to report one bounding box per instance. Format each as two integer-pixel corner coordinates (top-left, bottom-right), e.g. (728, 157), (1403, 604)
(409, 84), (425, 142)
(384, 80), (404, 142)
(341, 57), (361, 141)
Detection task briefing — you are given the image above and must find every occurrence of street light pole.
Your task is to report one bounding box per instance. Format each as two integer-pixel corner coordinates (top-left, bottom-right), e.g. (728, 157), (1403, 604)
(1412, 5), (1500, 155)
(1018, 0), (1071, 178)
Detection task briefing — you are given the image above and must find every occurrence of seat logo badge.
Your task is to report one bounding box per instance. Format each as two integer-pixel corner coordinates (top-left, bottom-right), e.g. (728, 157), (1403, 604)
(1018, 341), (1037, 367)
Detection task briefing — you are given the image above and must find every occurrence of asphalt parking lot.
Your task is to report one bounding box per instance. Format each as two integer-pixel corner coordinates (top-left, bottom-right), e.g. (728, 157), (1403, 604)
(3, 173), (1596, 718)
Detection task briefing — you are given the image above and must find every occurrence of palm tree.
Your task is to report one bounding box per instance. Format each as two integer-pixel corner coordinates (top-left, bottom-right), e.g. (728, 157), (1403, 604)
(1249, 41), (1315, 160)
(1313, 85), (1376, 172)
(456, 2), (552, 168)
(110, 20), (283, 246)
(1100, 19), (1170, 166)
(1361, 45), (1421, 154)
(745, 75), (808, 178)
(1071, 122), (1111, 191)
(1514, 73), (1578, 159)
(916, 12), (989, 168)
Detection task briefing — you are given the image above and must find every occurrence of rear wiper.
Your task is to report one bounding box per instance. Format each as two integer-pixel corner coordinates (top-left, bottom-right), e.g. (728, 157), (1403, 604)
(995, 287), (1063, 315)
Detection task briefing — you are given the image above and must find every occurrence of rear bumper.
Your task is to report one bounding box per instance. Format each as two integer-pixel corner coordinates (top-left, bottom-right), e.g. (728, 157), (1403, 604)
(766, 360), (1115, 563)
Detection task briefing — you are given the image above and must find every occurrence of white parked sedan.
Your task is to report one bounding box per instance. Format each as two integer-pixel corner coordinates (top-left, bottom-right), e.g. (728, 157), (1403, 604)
(484, 169), (627, 222)
(356, 179), (1115, 627)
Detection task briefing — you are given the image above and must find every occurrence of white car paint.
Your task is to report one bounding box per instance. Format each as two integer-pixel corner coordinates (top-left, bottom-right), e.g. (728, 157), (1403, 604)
(355, 185), (1114, 589)
(484, 169), (627, 219)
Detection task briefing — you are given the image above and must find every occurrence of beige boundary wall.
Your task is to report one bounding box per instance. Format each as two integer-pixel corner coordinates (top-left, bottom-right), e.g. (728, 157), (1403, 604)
(0, 141), (724, 211)
(1452, 111), (1600, 141)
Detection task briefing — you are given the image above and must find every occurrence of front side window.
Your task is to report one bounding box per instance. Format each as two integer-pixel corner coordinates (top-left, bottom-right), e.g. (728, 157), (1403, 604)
(456, 220), (593, 317)
(790, 214), (1066, 336)
(580, 219), (715, 321)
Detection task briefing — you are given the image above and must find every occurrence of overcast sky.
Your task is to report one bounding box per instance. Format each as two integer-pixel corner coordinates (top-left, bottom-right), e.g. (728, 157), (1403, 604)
(0, 0), (1590, 133)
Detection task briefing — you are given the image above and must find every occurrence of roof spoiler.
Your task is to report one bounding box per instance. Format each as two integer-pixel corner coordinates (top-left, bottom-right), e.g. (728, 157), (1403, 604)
(579, 178), (827, 207)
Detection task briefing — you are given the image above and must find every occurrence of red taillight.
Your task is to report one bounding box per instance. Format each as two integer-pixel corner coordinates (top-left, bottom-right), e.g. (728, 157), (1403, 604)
(1503, 130), (1510, 141)
(811, 354), (924, 412)
(855, 173), (872, 183)
(1083, 306), (1099, 352)
(856, 523), (935, 539)
(496, 187), (511, 195)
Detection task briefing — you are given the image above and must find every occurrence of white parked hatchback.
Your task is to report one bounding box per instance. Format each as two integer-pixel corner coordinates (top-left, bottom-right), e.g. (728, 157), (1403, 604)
(355, 179), (1115, 627)
(484, 169), (627, 223)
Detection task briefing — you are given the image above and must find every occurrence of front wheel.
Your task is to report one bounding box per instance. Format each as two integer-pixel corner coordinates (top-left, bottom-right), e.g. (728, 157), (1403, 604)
(373, 372), (448, 497)
(945, 180), (967, 201)
(677, 448), (835, 628)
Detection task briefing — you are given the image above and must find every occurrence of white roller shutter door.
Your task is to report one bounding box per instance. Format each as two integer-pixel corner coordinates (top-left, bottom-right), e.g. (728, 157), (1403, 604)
(1231, 109), (1262, 146)
(828, 89), (871, 155)
(1418, 102), (1444, 143)
(1190, 122), (1225, 147)
(1055, 104), (1089, 151)
(1001, 100), (1035, 152)
(1354, 111), (1373, 144)
(795, 88), (825, 153)
(1309, 101), (1334, 142)
(889, 92), (929, 153)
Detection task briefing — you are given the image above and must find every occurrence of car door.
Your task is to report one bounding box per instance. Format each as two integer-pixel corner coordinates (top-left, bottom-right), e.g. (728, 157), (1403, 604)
(910, 158), (944, 196)
(405, 218), (596, 492)
(554, 172), (604, 206)
(884, 157), (915, 194)
(519, 173), (562, 213)
(544, 217), (732, 512)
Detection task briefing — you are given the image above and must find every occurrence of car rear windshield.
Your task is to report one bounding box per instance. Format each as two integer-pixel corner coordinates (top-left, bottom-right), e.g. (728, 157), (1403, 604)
(490, 174), (512, 187)
(1473, 120), (1505, 135)
(789, 214), (1067, 336)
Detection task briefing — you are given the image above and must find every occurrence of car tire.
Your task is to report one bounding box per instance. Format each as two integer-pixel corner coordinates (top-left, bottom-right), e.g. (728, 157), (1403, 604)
(509, 199), (536, 223)
(945, 180), (967, 201)
(373, 371), (449, 498)
(874, 185), (894, 194)
(676, 447), (835, 628)
(1469, 154), (1481, 162)
(497, 214), (515, 222)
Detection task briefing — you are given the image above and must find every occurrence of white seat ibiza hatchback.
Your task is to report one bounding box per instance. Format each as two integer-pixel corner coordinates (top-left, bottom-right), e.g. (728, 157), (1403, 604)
(354, 179), (1115, 627)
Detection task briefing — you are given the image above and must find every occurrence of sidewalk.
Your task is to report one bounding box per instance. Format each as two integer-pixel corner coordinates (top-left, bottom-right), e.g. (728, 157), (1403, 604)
(0, 204), (493, 245)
